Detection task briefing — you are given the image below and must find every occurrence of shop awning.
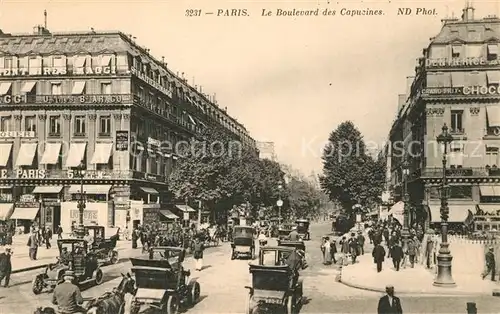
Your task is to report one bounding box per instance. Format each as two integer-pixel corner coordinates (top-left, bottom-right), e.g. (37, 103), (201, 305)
(90, 142), (113, 164)
(140, 187), (159, 195)
(486, 106), (500, 127)
(175, 204), (196, 212)
(10, 207), (39, 220)
(21, 81), (37, 93)
(451, 72), (465, 87)
(479, 185), (496, 196)
(487, 71), (500, 85)
(71, 81), (86, 95)
(159, 210), (178, 220)
(32, 186), (63, 194)
(0, 143), (13, 167)
(68, 185), (111, 195)
(0, 203), (13, 221)
(40, 142), (62, 164)
(15, 142), (38, 167)
(0, 82), (12, 95)
(467, 72), (487, 86)
(429, 204), (474, 223)
(65, 143), (87, 167)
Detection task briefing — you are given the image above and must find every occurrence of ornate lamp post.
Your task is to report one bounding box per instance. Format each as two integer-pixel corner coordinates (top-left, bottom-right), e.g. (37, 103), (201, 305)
(433, 123), (456, 287)
(74, 162), (87, 239)
(401, 158), (410, 246)
(277, 182), (283, 224)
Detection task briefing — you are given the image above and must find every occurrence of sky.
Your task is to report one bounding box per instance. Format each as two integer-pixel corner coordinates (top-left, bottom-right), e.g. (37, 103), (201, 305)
(0, 0), (499, 175)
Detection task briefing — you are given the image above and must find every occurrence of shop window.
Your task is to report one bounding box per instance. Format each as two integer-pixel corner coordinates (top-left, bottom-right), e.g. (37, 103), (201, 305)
(101, 82), (111, 95)
(99, 116), (111, 136)
(0, 117), (11, 132)
(49, 116), (61, 136)
(449, 186), (472, 199)
(24, 116), (36, 132)
(74, 115), (86, 135)
(51, 82), (62, 95)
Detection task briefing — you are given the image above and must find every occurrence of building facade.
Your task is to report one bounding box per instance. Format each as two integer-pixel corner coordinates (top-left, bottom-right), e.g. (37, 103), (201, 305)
(0, 26), (256, 233)
(387, 6), (500, 231)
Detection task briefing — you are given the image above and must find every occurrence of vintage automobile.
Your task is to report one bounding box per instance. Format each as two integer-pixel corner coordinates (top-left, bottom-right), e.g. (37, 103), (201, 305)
(245, 246), (306, 314)
(129, 246), (201, 314)
(85, 225), (120, 264)
(231, 226), (256, 260)
(278, 223), (295, 240)
(295, 219), (310, 240)
(276, 240), (306, 252)
(32, 239), (103, 294)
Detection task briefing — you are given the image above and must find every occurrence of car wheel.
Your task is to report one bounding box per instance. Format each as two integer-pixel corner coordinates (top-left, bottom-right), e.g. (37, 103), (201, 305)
(190, 281), (201, 304)
(165, 294), (180, 314)
(32, 275), (44, 295)
(109, 251), (118, 264)
(94, 268), (103, 285)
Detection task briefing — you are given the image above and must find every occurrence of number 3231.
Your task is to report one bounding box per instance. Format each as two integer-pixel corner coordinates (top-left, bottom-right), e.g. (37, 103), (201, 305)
(186, 9), (202, 16)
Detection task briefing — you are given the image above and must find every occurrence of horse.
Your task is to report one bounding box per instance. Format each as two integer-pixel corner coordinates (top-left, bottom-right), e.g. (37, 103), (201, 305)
(86, 272), (136, 314)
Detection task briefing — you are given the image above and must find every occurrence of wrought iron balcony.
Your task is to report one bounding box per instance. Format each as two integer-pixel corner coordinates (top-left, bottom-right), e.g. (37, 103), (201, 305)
(420, 167), (500, 177)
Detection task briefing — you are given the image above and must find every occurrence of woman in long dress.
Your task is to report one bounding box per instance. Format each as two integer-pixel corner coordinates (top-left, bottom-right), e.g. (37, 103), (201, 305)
(322, 237), (332, 265)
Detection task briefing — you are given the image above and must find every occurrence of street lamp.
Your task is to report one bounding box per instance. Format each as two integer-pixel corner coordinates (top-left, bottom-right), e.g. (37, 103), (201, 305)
(434, 123), (456, 287)
(401, 157), (410, 247)
(74, 162), (87, 239)
(277, 182), (283, 224)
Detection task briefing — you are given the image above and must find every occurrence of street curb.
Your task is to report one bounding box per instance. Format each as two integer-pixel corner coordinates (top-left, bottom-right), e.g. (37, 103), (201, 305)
(339, 278), (492, 296)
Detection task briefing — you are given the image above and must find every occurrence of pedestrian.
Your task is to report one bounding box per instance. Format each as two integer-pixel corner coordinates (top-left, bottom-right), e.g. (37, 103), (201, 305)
(425, 237), (434, 269)
(391, 241), (403, 271)
(131, 228), (138, 249)
(44, 227), (52, 249)
(321, 237), (332, 265)
(372, 241), (386, 273)
(28, 231), (39, 260)
(56, 225), (63, 239)
(357, 231), (365, 255)
(482, 247), (496, 281)
(0, 246), (12, 287)
(330, 237), (337, 264)
(407, 238), (417, 268)
(52, 270), (85, 313)
(193, 236), (205, 271)
(377, 285), (403, 314)
(348, 233), (358, 264)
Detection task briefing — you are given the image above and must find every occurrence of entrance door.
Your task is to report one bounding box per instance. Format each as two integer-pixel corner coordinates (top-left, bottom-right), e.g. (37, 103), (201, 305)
(52, 206), (61, 233)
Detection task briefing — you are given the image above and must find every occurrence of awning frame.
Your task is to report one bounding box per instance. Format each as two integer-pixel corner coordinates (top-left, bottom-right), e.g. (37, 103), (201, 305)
(160, 209), (178, 220)
(90, 142), (113, 164)
(0, 82), (12, 95)
(140, 187), (159, 195)
(175, 204), (196, 212)
(21, 81), (37, 93)
(10, 207), (40, 220)
(71, 81), (86, 95)
(32, 186), (64, 194)
(486, 106), (500, 128)
(479, 185), (496, 196)
(0, 143), (13, 167)
(65, 142), (87, 168)
(15, 142), (38, 167)
(40, 142), (62, 165)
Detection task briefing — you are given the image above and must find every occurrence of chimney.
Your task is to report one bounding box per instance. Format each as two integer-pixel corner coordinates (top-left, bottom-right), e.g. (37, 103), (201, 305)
(44, 10), (48, 29)
(406, 76), (414, 98)
(461, 1), (475, 21)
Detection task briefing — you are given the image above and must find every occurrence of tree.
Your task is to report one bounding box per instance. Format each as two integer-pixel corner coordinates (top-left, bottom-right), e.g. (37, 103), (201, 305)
(319, 121), (385, 220)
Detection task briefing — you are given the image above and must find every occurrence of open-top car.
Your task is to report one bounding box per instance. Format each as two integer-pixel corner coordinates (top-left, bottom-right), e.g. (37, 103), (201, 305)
(278, 223), (295, 240)
(295, 219), (310, 240)
(231, 226), (256, 260)
(276, 240), (306, 252)
(129, 246), (201, 314)
(245, 246), (306, 314)
(32, 239), (103, 294)
(85, 225), (119, 264)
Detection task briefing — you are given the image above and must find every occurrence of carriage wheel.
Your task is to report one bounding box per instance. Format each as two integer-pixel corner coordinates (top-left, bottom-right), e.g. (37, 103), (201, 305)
(245, 293), (253, 314)
(109, 250), (119, 264)
(189, 281), (201, 304)
(165, 294), (180, 314)
(31, 275), (44, 295)
(94, 268), (103, 285)
(285, 296), (294, 314)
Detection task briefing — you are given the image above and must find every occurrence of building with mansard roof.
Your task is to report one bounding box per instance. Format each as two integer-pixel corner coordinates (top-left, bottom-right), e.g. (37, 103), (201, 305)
(0, 25), (257, 233)
(386, 5), (500, 231)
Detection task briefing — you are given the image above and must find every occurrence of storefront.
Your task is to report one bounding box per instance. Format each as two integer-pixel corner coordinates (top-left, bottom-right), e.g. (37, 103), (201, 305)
(130, 200), (143, 228)
(10, 194), (40, 233)
(143, 203), (160, 226)
(32, 185), (63, 233)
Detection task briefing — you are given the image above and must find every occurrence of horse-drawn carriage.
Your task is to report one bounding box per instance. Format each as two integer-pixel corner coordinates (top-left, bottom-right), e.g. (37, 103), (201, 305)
(32, 239), (104, 294)
(129, 246), (201, 314)
(244, 245), (306, 314)
(231, 226), (256, 260)
(85, 225), (120, 265)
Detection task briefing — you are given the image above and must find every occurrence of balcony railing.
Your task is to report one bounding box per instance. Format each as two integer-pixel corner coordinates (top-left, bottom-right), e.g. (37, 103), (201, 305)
(449, 128), (465, 135)
(420, 167), (500, 177)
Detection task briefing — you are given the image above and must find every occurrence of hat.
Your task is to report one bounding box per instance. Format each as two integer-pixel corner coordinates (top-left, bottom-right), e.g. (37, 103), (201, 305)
(64, 270), (75, 277)
(385, 284), (394, 289)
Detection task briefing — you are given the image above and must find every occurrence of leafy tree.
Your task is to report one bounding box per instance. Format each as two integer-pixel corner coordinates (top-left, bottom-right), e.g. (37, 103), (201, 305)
(319, 121), (385, 220)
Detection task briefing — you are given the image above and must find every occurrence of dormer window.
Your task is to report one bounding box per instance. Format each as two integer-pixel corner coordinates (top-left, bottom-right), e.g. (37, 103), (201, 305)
(452, 45), (461, 58)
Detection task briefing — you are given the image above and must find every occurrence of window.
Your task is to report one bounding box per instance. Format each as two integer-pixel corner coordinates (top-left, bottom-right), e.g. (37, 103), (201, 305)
(24, 116), (36, 132)
(51, 83), (62, 95)
(452, 45), (461, 58)
(99, 116), (111, 135)
(48, 116), (61, 135)
(488, 44), (498, 61)
(0, 117), (10, 132)
(53, 57), (65, 69)
(450, 110), (463, 133)
(74, 116), (86, 134)
(449, 186), (472, 199)
(28, 57), (41, 75)
(4, 58), (13, 70)
(486, 147), (499, 166)
(101, 82), (111, 94)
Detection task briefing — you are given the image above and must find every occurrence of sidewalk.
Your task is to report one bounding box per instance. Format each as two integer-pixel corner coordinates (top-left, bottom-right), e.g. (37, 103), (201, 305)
(3, 233), (137, 273)
(340, 253), (499, 296)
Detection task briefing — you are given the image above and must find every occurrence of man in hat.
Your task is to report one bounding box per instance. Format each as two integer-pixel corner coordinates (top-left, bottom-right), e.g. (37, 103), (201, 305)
(52, 270), (85, 313)
(288, 227), (300, 241)
(483, 247), (496, 281)
(0, 246), (12, 287)
(377, 285), (403, 314)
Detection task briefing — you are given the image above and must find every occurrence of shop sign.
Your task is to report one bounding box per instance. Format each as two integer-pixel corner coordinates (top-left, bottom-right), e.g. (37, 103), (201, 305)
(70, 209), (98, 221)
(66, 169), (106, 179)
(0, 131), (35, 138)
(0, 95), (28, 104)
(425, 58), (500, 68)
(0, 169), (46, 179)
(130, 66), (173, 98)
(147, 137), (161, 147)
(422, 87), (463, 95)
(114, 202), (130, 210)
(115, 131), (129, 151)
(463, 86), (500, 95)
(72, 66), (116, 75)
(35, 95), (129, 104)
(43, 198), (60, 206)
(0, 66), (116, 76)
(132, 208), (141, 220)
(143, 207), (159, 224)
